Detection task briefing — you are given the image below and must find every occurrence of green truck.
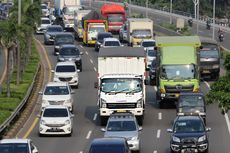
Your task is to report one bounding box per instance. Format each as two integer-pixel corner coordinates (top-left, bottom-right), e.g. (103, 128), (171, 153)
(155, 36), (201, 108)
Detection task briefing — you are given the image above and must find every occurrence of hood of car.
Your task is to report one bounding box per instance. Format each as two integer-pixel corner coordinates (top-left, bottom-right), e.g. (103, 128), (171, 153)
(104, 131), (138, 139)
(42, 95), (71, 101)
(173, 132), (206, 140)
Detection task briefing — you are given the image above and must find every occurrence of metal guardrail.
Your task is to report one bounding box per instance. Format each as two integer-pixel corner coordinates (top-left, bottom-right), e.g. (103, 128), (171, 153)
(0, 64), (41, 136)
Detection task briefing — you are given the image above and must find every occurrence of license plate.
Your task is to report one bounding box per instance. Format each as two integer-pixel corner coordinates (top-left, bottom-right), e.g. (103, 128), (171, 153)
(116, 110), (127, 113)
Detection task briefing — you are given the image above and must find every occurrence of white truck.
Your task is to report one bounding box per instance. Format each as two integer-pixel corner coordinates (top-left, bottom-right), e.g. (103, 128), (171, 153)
(54, 0), (81, 17)
(73, 10), (91, 40)
(127, 18), (153, 47)
(95, 47), (147, 125)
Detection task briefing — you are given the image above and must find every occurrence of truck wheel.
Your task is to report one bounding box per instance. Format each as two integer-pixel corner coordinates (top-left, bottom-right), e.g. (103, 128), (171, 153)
(100, 116), (107, 126)
(137, 116), (144, 126)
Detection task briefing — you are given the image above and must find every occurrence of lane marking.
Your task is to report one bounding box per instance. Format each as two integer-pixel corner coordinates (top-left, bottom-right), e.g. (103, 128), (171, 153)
(158, 112), (162, 120)
(154, 86), (157, 92)
(80, 45), (83, 49)
(156, 129), (161, 138)
(79, 151), (83, 153)
(204, 81), (210, 90)
(224, 113), (230, 136)
(86, 130), (92, 139)
(85, 51), (88, 55)
(90, 59), (93, 64)
(23, 117), (39, 138)
(153, 151), (157, 153)
(94, 67), (97, 72)
(93, 113), (97, 121)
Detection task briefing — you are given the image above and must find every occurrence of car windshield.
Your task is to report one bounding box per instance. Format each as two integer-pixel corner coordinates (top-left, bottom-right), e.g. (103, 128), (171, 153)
(108, 14), (123, 22)
(160, 64), (195, 80)
(56, 65), (76, 72)
(107, 121), (137, 131)
(98, 34), (112, 41)
(104, 41), (120, 47)
(89, 26), (105, 33)
(101, 78), (142, 93)
(132, 29), (151, 38)
(43, 108), (68, 117)
(0, 143), (29, 153)
(147, 49), (156, 57)
(47, 27), (63, 32)
(41, 5), (47, 9)
(44, 86), (69, 95)
(41, 20), (50, 24)
(174, 119), (205, 133)
(90, 145), (124, 153)
(56, 35), (74, 44)
(142, 41), (155, 47)
(60, 48), (79, 56)
(179, 95), (204, 107)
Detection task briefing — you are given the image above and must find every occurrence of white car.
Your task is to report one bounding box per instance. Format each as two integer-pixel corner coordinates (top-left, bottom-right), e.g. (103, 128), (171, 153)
(52, 62), (79, 88)
(39, 105), (74, 136)
(146, 47), (157, 69)
(41, 3), (49, 17)
(140, 39), (156, 50)
(0, 139), (38, 153)
(36, 17), (51, 34)
(101, 38), (122, 49)
(40, 82), (74, 112)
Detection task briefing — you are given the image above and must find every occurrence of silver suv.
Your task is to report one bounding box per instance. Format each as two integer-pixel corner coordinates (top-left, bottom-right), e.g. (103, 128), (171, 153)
(101, 113), (142, 152)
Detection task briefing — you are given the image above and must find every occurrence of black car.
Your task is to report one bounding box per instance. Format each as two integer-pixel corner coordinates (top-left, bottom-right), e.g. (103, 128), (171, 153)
(57, 44), (83, 71)
(95, 32), (113, 51)
(167, 116), (211, 153)
(44, 25), (63, 45)
(177, 93), (206, 124)
(89, 138), (131, 153)
(149, 59), (157, 85)
(54, 33), (74, 55)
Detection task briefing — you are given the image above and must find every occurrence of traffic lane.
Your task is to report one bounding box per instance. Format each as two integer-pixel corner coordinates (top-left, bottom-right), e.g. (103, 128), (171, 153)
(29, 35), (99, 153)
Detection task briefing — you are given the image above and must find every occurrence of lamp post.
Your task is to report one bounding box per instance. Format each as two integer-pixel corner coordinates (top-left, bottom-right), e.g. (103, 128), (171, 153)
(129, 0), (131, 16)
(170, 0), (172, 24)
(212, 0), (216, 40)
(196, 0), (199, 34)
(192, 0), (199, 34)
(145, 0), (148, 18)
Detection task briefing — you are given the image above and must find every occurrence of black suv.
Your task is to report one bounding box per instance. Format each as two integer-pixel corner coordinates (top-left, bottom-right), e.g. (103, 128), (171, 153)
(95, 32), (113, 51)
(54, 33), (74, 55)
(177, 93), (206, 124)
(57, 44), (83, 71)
(167, 116), (211, 153)
(149, 60), (157, 85)
(89, 138), (131, 153)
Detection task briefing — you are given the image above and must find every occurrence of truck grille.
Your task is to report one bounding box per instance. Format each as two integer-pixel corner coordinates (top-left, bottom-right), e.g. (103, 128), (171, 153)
(107, 103), (136, 109)
(164, 85), (194, 93)
(59, 77), (72, 81)
(200, 61), (218, 69)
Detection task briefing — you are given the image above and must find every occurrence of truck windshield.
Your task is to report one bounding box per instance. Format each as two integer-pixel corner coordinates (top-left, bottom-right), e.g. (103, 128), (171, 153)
(63, 7), (76, 15)
(132, 29), (151, 38)
(108, 14), (123, 22)
(160, 64), (195, 80)
(101, 78), (142, 93)
(89, 26), (105, 33)
(200, 49), (219, 58)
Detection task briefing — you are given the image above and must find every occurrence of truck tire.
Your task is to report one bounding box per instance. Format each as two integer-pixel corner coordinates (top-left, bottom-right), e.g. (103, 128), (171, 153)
(100, 116), (107, 126)
(137, 116), (144, 126)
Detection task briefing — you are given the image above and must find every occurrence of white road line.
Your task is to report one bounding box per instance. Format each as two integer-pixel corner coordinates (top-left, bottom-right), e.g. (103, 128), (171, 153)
(86, 130), (92, 139)
(154, 86), (157, 92)
(93, 113), (98, 121)
(156, 129), (161, 138)
(80, 45), (83, 49)
(90, 59), (93, 64)
(94, 67), (97, 72)
(79, 151), (83, 153)
(85, 51), (88, 55)
(158, 112), (162, 120)
(153, 151), (157, 153)
(204, 81), (210, 90)
(224, 113), (230, 136)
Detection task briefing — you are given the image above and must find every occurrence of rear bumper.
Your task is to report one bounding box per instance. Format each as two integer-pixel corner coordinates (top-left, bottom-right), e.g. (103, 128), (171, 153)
(100, 108), (144, 116)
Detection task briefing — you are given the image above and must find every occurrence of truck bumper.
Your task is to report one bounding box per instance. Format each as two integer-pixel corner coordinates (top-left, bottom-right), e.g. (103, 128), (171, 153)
(200, 68), (220, 74)
(100, 108), (144, 116)
(87, 40), (96, 45)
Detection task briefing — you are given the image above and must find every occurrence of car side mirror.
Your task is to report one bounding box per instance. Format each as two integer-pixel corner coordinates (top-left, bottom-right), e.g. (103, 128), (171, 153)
(77, 69), (80, 72)
(94, 82), (98, 88)
(101, 128), (106, 132)
(71, 90), (75, 94)
(51, 70), (55, 73)
(167, 128), (173, 133)
(154, 46), (158, 50)
(71, 114), (75, 118)
(206, 127), (211, 132)
(56, 52), (60, 55)
(138, 127), (143, 131)
(80, 52), (84, 55)
(200, 46), (203, 49)
(144, 79), (149, 85)
(37, 114), (41, 118)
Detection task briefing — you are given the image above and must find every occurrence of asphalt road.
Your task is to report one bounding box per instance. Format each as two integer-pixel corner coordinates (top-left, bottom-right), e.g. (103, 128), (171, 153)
(15, 1), (230, 153)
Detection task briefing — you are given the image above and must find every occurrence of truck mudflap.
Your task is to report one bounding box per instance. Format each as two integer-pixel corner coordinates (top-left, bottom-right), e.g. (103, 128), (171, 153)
(100, 108), (144, 117)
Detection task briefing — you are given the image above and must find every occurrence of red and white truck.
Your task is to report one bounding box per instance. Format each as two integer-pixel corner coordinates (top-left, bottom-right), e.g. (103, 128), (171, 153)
(100, 4), (126, 32)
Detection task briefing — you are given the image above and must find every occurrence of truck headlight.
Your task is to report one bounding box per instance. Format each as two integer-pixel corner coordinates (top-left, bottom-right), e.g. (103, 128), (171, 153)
(65, 120), (70, 125)
(101, 99), (106, 108)
(198, 135), (206, 142)
(212, 64), (219, 69)
(172, 136), (180, 142)
(137, 99), (143, 108)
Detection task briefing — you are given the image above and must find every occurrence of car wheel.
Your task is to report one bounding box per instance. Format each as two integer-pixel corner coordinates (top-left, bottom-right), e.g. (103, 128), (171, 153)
(137, 116), (144, 126)
(100, 116), (107, 126)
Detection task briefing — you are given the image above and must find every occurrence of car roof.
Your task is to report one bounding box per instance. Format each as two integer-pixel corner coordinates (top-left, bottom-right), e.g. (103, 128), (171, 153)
(46, 81), (69, 87)
(0, 139), (30, 144)
(146, 47), (155, 51)
(104, 38), (119, 41)
(56, 61), (76, 66)
(109, 113), (136, 121)
(91, 138), (126, 146)
(177, 115), (202, 121)
(43, 105), (68, 110)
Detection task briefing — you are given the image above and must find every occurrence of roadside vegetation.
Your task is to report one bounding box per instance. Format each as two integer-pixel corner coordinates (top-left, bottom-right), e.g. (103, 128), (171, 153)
(0, 0), (41, 124)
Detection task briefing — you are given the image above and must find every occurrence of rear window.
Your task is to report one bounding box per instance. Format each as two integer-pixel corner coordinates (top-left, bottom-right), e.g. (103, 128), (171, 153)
(98, 34), (112, 41)
(179, 95), (204, 107)
(90, 145), (125, 153)
(104, 41), (120, 46)
(47, 27), (63, 32)
(41, 19), (50, 24)
(142, 41), (155, 47)
(0, 143), (29, 153)
(56, 65), (76, 72)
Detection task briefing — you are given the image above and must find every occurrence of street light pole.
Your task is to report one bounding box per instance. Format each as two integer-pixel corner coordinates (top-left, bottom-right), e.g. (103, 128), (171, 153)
(212, 0), (216, 40)
(129, 0), (131, 16)
(192, 0), (199, 34)
(196, 0), (199, 34)
(170, 0), (172, 24)
(145, 0), (148, 18)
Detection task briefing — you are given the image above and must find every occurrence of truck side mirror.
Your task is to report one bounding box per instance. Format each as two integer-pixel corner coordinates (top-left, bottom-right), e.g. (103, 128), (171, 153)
(94, 82), (98, 88)
(154, 46), (158, 50)
(144, 79), (149, 85)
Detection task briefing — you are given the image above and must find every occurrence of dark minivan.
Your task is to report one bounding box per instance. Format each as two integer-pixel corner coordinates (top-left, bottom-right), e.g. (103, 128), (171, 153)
(200, 37), (220, 80)
(95, 32), (113, 51)
(54, 32), (74, 55)
(89, 138), (131, 153)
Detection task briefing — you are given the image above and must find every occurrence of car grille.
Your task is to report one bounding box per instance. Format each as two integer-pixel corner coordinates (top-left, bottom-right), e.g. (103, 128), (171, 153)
(45, 124), (65, 127)
(59, 77), (72, 81)
(48, 101), (64, 105)
(46, 129), (65, 132)
(164, 85), (194, 93)
(181, 138), (197, 147)
(200, 61), (218, 69)
(107, 103), (136, 109)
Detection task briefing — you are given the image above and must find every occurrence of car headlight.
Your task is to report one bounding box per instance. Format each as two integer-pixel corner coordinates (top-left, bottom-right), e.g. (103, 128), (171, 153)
(40, 120), (46, 125)
(137, 99), (143, 108)
(213, 64), (219, 69)
(65, 120), (70, 125)
(172, 136), (180, 142)
(55, 46), (60, 49)
(198, 135), (206, 142)
(130, 136), (138, 141)
(101, 99), (106, 108)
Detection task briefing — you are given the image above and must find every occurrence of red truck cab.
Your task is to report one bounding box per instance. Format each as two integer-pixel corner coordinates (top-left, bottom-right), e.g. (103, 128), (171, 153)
(101, 4), (126, 32)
